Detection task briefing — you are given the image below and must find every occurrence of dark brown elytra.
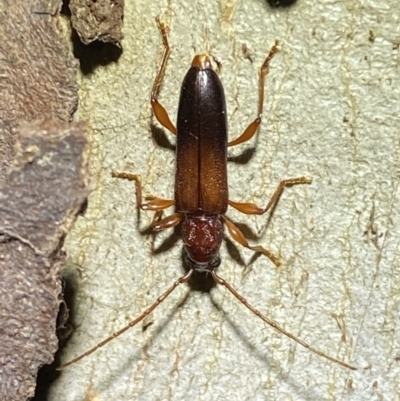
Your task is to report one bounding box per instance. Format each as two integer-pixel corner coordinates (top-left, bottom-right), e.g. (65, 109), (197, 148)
(58, 18), (356, 371)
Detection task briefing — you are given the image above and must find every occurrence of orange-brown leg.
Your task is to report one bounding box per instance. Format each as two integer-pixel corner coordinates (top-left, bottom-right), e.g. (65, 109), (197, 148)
(112, 171), (180, 231)
(151, 17), (176, 135)
(228, 41), (279, 147)
(152, 213), (183, 231)
(112, 171), (174, 217)
(229, 176), (312, 216)
(225, 177), (312, 265)
(222, 216), (281, 266)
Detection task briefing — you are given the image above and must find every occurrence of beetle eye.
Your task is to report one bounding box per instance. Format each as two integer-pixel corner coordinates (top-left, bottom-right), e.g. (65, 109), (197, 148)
(209, 257), (221, 269)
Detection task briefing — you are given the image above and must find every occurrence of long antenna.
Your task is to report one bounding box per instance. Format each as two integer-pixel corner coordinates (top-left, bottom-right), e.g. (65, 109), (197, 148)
(57, 270), (193, 370)
(211, 271), (356, 370)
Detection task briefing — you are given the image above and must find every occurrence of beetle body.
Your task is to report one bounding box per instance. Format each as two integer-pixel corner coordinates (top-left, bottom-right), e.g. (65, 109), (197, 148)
(175, 55), (228, 215)
(58, 22), (355, 372)
(176, 55), (227, 268)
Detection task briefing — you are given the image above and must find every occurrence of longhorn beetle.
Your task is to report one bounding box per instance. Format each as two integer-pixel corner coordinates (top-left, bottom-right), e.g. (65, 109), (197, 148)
(58, 19), (356, 371)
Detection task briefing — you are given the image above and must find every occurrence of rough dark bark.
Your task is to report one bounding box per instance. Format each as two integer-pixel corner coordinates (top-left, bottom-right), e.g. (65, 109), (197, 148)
(70, 0), (124, 45)
(0, 2), (87, 400)
(0, 0), (79, 178)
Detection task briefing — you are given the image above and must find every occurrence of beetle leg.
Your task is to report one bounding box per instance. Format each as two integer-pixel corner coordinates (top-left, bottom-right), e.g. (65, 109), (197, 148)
(153, 213), (183, 231)
(224, 176), (311, 266)
(228, 41), (279, 147)
(112, 171), (174, 211)
(229, 176), (312, 216)
(228, 117), (261, 147)
(222, 216), (281, 266)
(151, 17), (177, 135)
(151, 99), (177, 135)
